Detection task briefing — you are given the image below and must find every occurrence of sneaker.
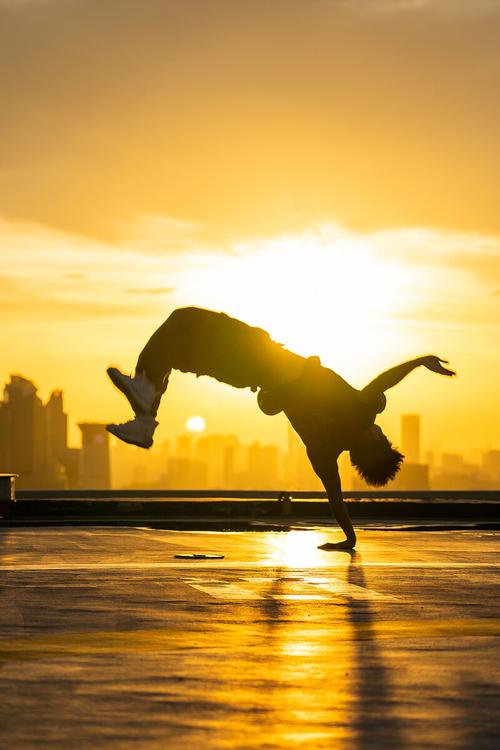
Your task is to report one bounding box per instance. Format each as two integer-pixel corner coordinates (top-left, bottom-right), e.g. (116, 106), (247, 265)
(106, 415), (158, 449)
(107, 367), (159, 415)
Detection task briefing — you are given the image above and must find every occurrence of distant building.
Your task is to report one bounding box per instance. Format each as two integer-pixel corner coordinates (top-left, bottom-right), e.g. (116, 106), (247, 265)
(195, 434), (240, 487)
(284, 425), (321, 490)
(482, 451), (500, 481)
(176, 434), (193, 459)
(441, 453), (466, 473)
(2, 369), (498, 493)
(164, 456), (207, 489)
(63, 447), (81, 489)
(391, 463), (429, 491)
(223, 444), (237, 487)
(1, 375), (48, 488)
(45, 390), (69, 487)
(0, 376), (74, 488)
(78, 423), (110, 488)
(401, 414), (420, 464)
(0, 399), (11, 472)
(432, 453), (486, 490)
(246, 442), (279, 489)
(46, 391), (67, 458)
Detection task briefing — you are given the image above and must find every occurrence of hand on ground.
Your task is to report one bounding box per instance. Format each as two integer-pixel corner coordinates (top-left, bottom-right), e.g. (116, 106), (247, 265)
(318, 539), (356, 551)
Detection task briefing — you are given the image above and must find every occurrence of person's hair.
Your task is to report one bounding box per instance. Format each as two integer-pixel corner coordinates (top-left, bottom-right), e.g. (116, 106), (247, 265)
(349, 431), (404, 487)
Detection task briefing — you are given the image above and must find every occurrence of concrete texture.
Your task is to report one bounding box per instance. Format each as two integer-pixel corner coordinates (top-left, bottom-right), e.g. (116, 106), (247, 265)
(0, 526), (499, 749)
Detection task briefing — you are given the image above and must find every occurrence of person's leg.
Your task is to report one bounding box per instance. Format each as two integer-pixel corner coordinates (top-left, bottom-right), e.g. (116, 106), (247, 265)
(106, 309), (202, 448)
(107, 311), (185, 418)
(135, 317), (177, 393)
(107, 307), (305, 448)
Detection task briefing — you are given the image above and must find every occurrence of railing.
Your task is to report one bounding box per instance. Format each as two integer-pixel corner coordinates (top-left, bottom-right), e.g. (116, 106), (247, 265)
(15, 489), (500, 500)
(3, 487), (499, 524)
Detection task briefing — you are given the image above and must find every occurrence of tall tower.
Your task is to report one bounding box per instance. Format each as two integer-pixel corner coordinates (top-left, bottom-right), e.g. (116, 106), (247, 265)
(46, 391), (67, 457)
(78, 423), (110, 488)
(401, 414), (421, 464)
(46, 390), (68, 486)
(2, 375), (48, 488)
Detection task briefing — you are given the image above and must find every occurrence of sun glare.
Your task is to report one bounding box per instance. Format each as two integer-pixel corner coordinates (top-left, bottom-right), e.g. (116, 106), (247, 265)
(177, 227), (418, 377)
(186, 415), (206, 432)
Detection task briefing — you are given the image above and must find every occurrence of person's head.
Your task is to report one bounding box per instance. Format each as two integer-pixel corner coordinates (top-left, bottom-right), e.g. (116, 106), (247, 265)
(349, 425), (404, 487)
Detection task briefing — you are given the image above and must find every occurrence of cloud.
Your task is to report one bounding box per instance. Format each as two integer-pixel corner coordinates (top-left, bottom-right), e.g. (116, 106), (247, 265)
(117, 214), (208, 256)
(364, 225), (500, 286)
(0, 216), (188, 323)
(1, 214), (499, 339)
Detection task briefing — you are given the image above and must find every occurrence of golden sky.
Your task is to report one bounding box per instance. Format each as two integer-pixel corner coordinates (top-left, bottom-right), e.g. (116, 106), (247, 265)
(1, 0), (499, 456)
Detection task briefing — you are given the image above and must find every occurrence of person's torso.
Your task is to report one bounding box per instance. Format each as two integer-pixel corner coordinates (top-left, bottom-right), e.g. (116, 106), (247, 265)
(282, 358), (376, 454)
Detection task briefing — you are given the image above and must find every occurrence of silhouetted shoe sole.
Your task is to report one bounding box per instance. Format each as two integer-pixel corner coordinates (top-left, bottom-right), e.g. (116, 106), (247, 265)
(107, 367), (145, 415)
(106, 423), (153, 449)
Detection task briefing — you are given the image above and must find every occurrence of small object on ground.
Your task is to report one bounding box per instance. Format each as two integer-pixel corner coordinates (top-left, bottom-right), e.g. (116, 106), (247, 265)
(174, 553), (225, 560)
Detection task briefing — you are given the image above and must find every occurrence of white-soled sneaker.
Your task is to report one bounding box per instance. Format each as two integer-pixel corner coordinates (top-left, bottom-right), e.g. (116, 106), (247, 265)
(106, 415), (158, 449)
(107, 367), (159, 415)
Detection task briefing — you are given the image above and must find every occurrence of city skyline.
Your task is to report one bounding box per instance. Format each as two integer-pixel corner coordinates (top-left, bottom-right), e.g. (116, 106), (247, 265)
(2, 372), (499, 492)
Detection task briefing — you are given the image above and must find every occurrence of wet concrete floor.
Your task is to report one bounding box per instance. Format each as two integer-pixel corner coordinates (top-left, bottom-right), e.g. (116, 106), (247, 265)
(0, 526), (499, 749)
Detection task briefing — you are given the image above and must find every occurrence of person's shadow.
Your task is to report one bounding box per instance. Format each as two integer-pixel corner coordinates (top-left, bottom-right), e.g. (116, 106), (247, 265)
(347, 552), (404, 748)
(252, 552), (405, 748)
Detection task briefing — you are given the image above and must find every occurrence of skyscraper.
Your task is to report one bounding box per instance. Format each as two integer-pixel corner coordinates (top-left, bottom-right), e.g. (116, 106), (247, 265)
(1, 375), (48, 488)
(394, 413), (429, 490)
(46, 390), (69, 486)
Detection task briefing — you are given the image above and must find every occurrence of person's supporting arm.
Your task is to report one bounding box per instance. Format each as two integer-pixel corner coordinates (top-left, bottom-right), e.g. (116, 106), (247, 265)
(306, 444), (356, 549)
(361, 355), (456, 401)
(319, 474), (357, 550)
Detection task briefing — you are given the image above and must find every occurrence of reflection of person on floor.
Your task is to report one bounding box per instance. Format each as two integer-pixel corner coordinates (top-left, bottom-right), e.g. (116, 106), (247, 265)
(107, 307), (456, 550)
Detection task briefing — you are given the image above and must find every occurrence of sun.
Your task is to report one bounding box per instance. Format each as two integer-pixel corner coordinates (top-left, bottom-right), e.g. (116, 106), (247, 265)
(186, 415), (206, 432)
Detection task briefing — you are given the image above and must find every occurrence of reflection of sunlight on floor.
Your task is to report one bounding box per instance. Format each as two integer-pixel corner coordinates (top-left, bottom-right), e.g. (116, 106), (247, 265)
(265, 594), (353, 748)
(281, 640), (324, 658)
(265, 531), (326, 568)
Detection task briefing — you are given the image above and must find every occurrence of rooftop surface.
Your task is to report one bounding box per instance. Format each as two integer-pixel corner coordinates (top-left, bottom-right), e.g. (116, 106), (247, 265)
(1, 525), (499, 749)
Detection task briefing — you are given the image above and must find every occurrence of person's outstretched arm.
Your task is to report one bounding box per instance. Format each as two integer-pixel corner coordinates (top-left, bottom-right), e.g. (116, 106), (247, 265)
(361, 355), (456, 401)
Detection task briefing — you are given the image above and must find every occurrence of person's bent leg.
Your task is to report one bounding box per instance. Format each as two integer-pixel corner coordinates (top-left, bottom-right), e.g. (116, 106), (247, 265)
(107, 310), (195, 448)
(135, 316), (178, 394)
(107, 316), (179, 420)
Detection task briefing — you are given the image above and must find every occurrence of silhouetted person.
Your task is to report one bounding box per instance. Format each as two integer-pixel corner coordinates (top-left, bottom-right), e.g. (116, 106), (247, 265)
(107, 307), (456, 549)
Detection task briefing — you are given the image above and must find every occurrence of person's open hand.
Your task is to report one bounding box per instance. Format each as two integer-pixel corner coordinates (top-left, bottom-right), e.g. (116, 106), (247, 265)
(421, 356), (456, 377)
